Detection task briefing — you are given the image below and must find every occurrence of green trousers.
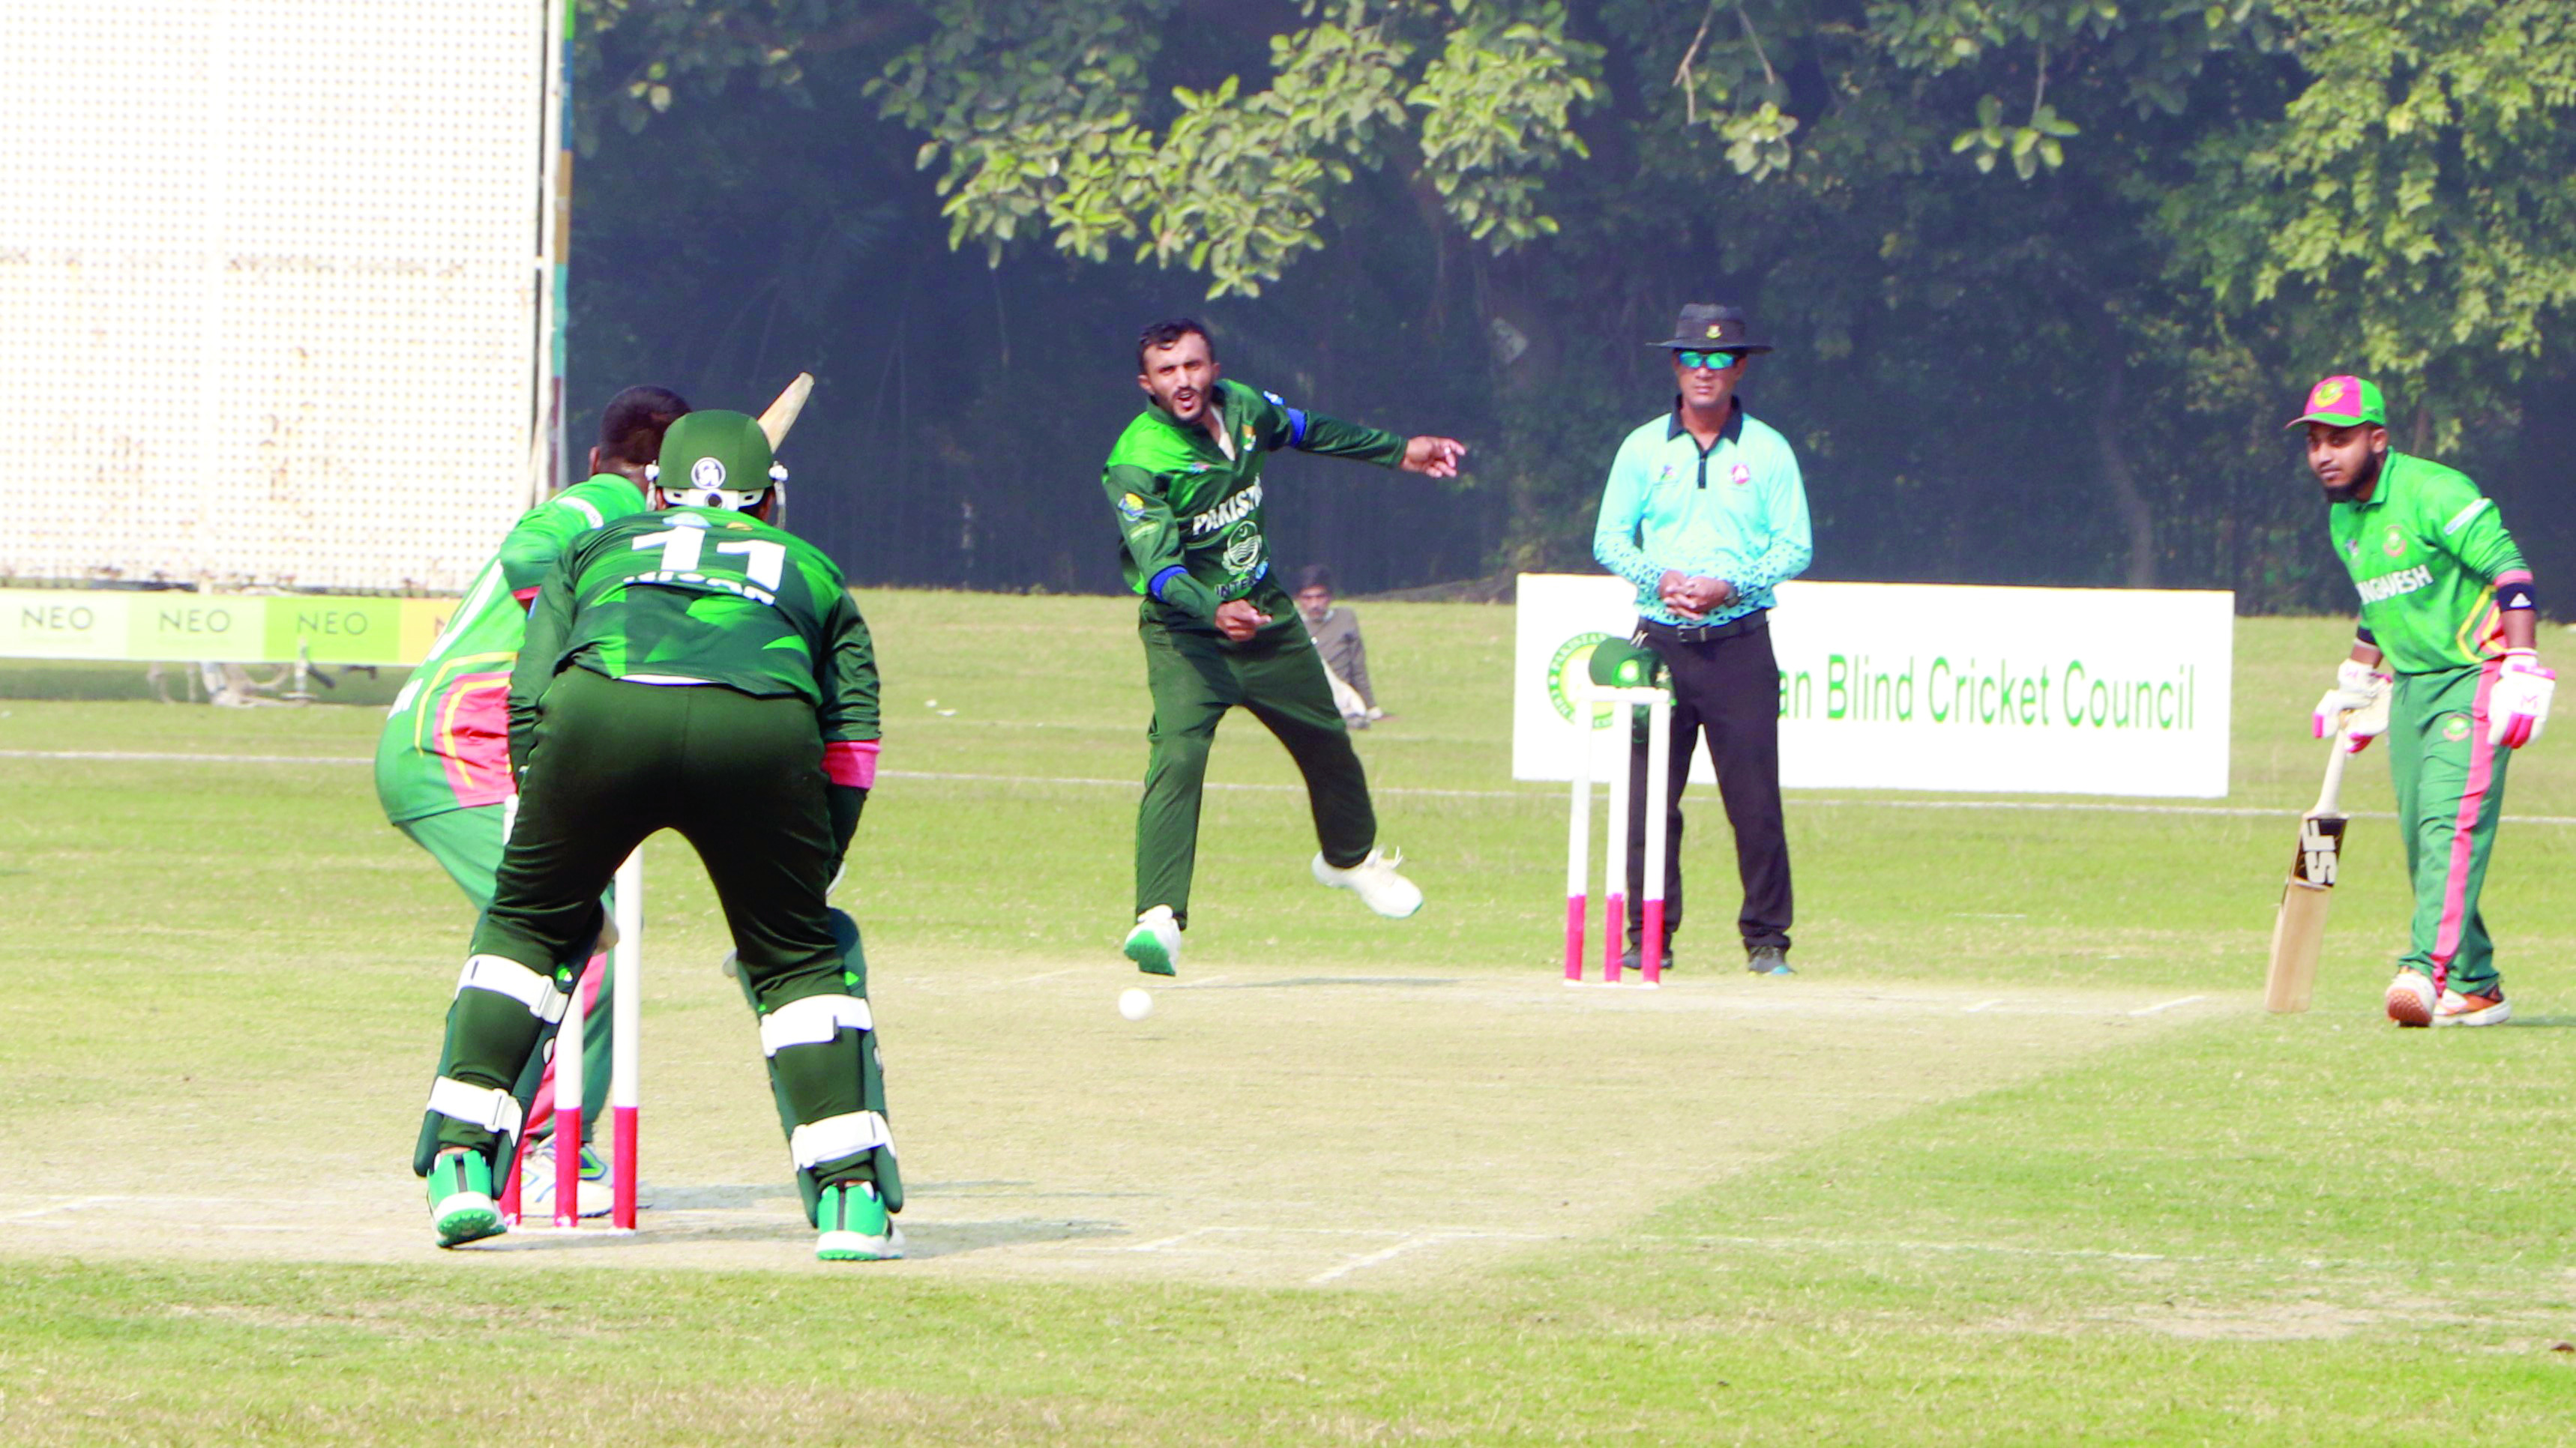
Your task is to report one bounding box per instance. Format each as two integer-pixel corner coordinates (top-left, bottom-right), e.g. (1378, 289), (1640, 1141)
(2386, 661), (2512, 995)
(1136, 586), (1377, 926)
(396, 804), (613, 1141)
(419, 668), (898, 1215)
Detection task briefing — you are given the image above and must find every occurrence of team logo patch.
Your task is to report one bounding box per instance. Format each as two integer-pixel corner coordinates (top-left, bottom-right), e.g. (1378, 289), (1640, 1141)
(2310, 378), (2347, 411)
(1116, 492), (1148, 520)
(2344, 538), (2361, 561)
(1730, 462), (1752, 486)
(1705, 324), (1724, 339)
(2441, 714), (2471, 743)
(690, 456), (727, 489)
(2382, 525), (2407, 559)
(1262, 390), (1287, 405)
(1221, 521), (1263, 574)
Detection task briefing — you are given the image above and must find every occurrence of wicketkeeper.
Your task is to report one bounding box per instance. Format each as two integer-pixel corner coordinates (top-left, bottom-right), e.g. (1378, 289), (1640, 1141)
(417, 410), (903, 1261)
(2291, 375), (2552, 1028)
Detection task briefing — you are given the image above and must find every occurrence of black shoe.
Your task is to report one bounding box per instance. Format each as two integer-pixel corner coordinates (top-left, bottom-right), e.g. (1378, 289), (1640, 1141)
(1745, 944), (1792, 976)
(1619, 939), (1675, 975)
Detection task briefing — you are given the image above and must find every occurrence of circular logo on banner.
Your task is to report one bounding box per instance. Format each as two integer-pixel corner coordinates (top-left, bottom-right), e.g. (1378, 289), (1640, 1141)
(1546, 632), (1619, 725)
(2441, 713), (2471, 742)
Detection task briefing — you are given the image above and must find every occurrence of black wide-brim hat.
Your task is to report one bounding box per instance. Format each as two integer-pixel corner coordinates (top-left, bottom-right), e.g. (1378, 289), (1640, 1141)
(1649, 303), (1772, 355)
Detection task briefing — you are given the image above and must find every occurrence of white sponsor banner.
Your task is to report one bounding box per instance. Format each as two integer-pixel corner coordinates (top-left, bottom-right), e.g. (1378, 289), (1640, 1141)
(1513, 575), (2233, 797)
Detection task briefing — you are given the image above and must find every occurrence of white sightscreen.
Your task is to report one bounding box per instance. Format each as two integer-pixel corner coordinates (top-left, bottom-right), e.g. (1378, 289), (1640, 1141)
(0, 1), (547, 593)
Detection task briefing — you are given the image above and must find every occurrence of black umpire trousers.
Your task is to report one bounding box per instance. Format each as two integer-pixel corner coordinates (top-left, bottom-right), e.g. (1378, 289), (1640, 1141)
(1623, 612), (1793, 953)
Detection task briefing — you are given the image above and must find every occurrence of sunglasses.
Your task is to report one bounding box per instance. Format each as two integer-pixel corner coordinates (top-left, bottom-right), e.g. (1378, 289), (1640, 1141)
(1675, 349), (1746, 371)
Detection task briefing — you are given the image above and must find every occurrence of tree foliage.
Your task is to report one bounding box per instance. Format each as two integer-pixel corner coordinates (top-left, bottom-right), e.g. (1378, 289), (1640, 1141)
(571, 0), (2576, 609)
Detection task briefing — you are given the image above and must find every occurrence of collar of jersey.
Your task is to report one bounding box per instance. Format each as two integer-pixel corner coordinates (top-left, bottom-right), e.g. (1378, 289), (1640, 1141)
(2344, 450), (2412, 511)
(1666, 395), (1746, 450)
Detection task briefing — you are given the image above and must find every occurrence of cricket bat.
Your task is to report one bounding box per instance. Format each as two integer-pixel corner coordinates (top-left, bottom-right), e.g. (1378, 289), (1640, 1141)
(757, 372), (815, 449)
(2263, 726), (2353, 1013)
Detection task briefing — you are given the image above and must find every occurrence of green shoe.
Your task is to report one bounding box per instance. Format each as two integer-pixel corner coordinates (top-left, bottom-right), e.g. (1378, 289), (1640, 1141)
(428, 1148), (505, 1249)
(816, 1180), (903, 1262)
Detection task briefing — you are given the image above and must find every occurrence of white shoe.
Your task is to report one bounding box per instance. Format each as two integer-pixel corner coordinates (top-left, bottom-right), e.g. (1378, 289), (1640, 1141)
(1311, 848), (1423, 918)
(2434, 987), (2512, 1027)
(2385, 971), (2435, 1028)
(1124, 905), (1181, 977)
(521, 1137), (613, 1219)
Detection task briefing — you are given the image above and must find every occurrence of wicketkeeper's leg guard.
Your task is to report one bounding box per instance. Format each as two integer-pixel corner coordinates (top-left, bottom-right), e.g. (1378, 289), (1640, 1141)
(735, 908), (902, 1224)
(412, 951), (571, 1179)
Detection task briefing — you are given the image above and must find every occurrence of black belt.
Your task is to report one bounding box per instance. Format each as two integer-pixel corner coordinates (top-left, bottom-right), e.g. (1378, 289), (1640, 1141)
(1640, 609), (1766, 645)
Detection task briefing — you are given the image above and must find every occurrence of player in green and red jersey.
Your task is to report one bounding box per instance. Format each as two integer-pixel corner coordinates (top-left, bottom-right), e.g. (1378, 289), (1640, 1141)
(1098, 319), (1467, 977)
(377, 385), (687, 1214)
(2290, 375), (2554, 1028)
(420, 410), (901, 1262)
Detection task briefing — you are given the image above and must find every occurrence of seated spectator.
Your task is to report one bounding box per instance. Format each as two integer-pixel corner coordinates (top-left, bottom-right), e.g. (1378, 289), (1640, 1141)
(1292, 564), (1388, 728)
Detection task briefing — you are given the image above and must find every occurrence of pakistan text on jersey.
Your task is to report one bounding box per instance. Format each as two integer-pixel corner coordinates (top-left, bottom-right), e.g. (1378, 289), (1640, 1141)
(636, 570), (778, 606)
(1188, 483), (1263, 538)
(2355, 564), (2434, 606)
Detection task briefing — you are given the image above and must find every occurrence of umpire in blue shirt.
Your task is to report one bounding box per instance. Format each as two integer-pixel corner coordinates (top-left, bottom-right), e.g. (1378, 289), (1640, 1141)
(1592, 303), (1814, 975)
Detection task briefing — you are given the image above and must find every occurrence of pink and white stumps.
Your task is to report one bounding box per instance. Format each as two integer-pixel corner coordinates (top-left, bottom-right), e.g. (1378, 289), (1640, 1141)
(1564, 685), (1672, 989)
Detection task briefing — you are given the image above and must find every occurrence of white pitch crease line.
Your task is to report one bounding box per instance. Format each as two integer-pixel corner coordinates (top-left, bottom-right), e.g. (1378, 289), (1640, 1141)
(1963, 999), (2005, 1013)
(1308, 1233), (1453, 1285)
(13, 752), (2575, 827)
(1024, 967), (1083, 983)
(1674, 1232), (2191, 1264)
(0, 1196), (113, 1221)
(1118, 1227), (1224, 1254)
(0, 749), (369, 766)
(2129, 995), (2208, 1016)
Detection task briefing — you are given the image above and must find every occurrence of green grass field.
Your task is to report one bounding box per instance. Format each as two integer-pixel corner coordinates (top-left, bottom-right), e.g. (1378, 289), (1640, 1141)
(2, 595), (2572, 1444)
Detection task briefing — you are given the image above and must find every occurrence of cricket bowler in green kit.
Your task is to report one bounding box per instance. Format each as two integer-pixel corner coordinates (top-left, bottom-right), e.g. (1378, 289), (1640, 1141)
(1103, 319), (1466, 974)
(377, 384), (689, 1217)
(2290, 375), (2555, 1028)
(419, 410), (903, 1261)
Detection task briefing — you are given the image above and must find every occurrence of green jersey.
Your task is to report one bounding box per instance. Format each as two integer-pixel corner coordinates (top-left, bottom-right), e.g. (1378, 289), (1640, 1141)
(1100, 378), (1403, 622)
(374, 474), (651, 823)
(2328, 450), (2530, 675)
(511, 507), (879, 773)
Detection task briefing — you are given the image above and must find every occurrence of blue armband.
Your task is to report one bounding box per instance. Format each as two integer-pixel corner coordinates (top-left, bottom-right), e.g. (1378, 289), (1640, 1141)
(2497, 579), (2538, 612)
(1287, 408), (1309, 448)
(1147, 566), (1188, 600)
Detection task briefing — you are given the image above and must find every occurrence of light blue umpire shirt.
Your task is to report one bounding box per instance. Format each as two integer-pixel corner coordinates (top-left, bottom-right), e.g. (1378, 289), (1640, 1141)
(1592, 396), (1813, 628)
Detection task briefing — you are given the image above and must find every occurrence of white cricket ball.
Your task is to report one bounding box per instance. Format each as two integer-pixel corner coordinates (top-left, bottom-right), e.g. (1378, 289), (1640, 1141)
(1119, 987), (1155, 1022)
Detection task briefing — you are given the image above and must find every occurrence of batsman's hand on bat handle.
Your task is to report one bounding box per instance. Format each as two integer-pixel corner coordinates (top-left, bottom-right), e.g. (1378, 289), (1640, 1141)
(2488, 648), (2555, 749)
(2313, 658), (2392, 752)
(1215, 598), (1271, 642)
(1400, 435), (1468, 478)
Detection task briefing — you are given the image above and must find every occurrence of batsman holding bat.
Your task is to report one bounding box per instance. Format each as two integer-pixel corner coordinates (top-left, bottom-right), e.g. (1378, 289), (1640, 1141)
(377, 384), (690, 1216)
(418, 409), (903, 1261)
(2291, 375), (2553, 1028)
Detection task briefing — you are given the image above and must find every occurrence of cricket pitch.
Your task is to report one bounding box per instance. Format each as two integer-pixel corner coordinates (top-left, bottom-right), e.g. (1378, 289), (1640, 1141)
(1, 950), (2214, 1288)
